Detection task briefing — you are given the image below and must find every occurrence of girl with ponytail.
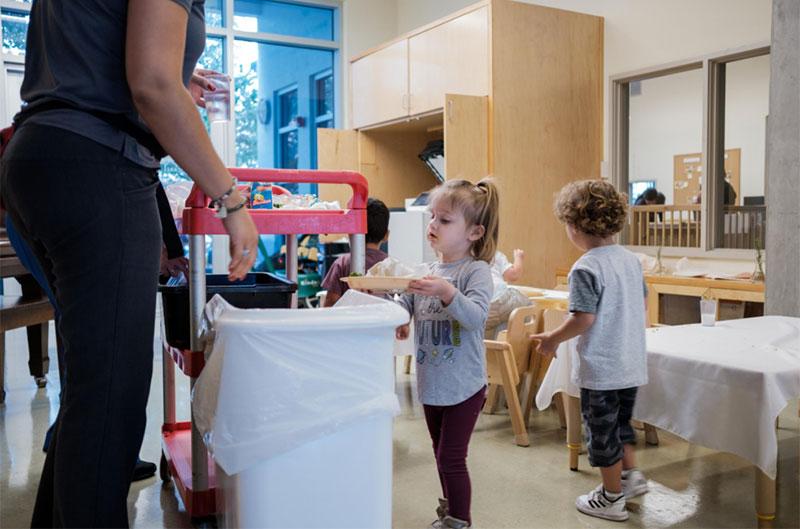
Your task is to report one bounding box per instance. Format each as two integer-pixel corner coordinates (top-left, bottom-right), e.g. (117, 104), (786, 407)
(395, 178), (499, 528)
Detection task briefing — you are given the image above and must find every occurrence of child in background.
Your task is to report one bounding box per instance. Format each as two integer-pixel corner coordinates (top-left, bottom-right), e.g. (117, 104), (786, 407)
(493, 248), (524, 283)
(486, 249), (531, 336)
(322, 197), (390, 306)
(531, 180), (649, 522)
(395, 178), (498, 529)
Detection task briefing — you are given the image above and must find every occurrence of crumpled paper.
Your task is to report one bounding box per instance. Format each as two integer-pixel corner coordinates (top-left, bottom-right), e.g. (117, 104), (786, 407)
(367, 256), (429, 278)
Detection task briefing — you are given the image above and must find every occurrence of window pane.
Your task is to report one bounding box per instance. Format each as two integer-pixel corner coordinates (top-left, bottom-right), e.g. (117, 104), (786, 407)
(1, 9), (29, 55)
(279, 130), (299, 169)
(279, 89), (298, 128)
(315, 74), (333, 117)
(721, 54), (770, 249)
(234, 0), (334, 40)
(233, 39), (334, 176)
(160, 158), (190, 186)
(206, 0), (224, 27)
(199, 36), (225, 72)
(628, 68), (704, 247)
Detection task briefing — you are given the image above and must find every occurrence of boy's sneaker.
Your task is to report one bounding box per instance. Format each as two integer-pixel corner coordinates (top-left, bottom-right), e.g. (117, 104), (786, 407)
(622, 469), (649, 498)
(575, 484), (628, 521)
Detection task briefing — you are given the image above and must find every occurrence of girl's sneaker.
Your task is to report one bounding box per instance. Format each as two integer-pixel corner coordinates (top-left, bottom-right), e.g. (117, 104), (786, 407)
(575, 484), (628, 521)
(428, 498), (449, 529)
(440, 515), (470, 528)
(622, 469), (649, 498)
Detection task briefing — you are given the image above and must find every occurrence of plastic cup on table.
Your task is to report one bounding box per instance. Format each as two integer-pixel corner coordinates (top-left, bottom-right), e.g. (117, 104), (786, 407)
(700, 298), (717, 327)
(203, 73), (231, 123)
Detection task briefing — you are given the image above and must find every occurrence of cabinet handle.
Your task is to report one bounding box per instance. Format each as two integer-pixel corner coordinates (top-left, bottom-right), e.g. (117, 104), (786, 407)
(447, 100), (453, 122)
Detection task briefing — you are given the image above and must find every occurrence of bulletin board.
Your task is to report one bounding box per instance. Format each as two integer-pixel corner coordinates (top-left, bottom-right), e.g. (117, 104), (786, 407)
(673, 148), (741, 206)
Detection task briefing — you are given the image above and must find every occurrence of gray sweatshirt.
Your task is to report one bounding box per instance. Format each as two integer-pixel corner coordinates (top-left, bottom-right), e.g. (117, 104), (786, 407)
(398, 258), (493, 406)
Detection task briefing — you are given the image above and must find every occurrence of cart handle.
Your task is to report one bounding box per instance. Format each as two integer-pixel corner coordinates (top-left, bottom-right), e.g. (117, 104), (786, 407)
(185, 169), (368, 210)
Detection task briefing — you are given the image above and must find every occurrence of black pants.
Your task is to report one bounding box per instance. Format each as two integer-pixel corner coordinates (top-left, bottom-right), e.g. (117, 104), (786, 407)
(2, 125), (161, 528)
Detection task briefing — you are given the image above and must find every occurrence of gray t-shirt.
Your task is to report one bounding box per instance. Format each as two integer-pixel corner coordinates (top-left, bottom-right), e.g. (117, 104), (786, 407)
(568, 245), (648, 391)
(20, 0), (206, 168)
(398, 258), (493, 406)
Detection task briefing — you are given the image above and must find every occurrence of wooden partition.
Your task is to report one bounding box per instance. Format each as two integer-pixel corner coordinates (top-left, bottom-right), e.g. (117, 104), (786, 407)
(491, 0), (604, 287)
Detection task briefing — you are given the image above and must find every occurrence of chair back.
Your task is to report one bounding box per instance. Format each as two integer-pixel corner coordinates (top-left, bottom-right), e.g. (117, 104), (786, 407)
(528, 308), (568, 385)
(498, 305), (540, 376)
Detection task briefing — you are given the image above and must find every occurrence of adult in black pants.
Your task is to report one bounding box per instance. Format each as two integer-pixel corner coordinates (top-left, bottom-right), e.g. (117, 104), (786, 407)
(0, 1), (258, 527)
(32, 183), (188, 482)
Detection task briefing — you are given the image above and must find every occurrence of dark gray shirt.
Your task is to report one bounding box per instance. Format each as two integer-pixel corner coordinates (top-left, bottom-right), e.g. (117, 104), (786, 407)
(397, 258), (493, 406)
(20, 0), (206, 168)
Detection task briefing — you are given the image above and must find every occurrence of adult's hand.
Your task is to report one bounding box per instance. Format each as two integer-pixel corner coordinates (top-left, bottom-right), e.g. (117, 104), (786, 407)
(159, 247), (190, 278)
(189, 68), (226, 108)
(222, 208), (258, 281)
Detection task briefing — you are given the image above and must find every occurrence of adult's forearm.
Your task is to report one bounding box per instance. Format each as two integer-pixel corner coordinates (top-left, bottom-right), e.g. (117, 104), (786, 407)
(132, 84), (232, 200)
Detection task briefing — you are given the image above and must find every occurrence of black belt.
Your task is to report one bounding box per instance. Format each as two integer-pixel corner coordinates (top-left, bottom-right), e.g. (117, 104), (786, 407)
(14, 99), (167, 159)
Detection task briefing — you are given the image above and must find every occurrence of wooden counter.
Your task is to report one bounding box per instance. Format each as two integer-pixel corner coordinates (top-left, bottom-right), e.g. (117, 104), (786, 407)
(555, 269), (765, 326)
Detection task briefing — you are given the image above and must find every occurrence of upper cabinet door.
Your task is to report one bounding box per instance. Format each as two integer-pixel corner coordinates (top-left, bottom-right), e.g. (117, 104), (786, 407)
(408, 6), (489, 116)
(444, 94), (489, 183)
(350, 40), (409, 129)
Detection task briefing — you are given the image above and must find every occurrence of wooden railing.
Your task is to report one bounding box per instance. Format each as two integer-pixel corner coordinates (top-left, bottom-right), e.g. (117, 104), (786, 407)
(628, 205), (701, 248)
(628, 205), (767, 249)
(723, 205), (766, 249)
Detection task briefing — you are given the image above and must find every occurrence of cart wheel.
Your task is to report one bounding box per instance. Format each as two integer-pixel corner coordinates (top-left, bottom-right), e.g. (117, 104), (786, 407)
(159, 452), (171, 483)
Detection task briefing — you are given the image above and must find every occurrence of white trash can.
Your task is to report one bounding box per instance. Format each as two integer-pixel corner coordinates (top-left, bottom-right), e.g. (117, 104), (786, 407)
(193, 292), (408, 529)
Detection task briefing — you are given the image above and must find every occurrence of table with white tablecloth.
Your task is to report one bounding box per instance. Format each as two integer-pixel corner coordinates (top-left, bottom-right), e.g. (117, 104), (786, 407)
(535, 316), (800, 527)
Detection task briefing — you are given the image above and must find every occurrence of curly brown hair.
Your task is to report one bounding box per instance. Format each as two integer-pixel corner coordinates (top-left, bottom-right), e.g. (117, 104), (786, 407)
(554, 180), (628, 238)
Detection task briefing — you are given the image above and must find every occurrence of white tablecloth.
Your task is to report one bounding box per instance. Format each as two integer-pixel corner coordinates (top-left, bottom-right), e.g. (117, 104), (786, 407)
(536, 316), (800, 479)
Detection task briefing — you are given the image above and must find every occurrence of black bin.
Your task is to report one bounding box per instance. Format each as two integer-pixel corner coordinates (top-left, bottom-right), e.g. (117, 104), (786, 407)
(159, 272), (297, 350)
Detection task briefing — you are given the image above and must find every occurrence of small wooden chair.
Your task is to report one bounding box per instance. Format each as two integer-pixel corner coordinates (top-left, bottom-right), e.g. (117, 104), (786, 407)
(483, 305), (539, 447)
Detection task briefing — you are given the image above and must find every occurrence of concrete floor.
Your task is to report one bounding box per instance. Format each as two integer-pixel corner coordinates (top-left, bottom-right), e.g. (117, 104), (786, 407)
(1, 321), (798, 529)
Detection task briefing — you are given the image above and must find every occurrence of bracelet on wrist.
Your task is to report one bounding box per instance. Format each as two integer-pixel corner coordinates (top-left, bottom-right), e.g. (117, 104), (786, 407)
(214, 197), (247, 219)
(210, 177), (237, 210)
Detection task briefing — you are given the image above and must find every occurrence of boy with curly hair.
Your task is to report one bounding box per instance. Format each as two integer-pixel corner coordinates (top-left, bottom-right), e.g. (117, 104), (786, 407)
(532, 180), (649, 522)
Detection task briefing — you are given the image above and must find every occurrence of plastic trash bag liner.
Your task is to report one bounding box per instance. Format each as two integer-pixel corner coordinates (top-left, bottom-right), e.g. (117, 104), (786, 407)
(333, 290), (415, 357)
(193, 293), (409, 475)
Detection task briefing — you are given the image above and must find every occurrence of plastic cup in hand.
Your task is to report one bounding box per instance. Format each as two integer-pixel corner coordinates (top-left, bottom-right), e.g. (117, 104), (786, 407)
(700, 299), (717, 327)
(203, 74), (231, 123)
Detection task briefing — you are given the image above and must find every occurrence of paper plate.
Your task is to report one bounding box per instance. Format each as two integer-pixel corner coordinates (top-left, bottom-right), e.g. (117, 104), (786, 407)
(341, 276), (421, 292)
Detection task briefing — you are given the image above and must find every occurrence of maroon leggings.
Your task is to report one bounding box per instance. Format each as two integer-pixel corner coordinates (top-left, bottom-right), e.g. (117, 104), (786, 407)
(423, 386), (486, 523)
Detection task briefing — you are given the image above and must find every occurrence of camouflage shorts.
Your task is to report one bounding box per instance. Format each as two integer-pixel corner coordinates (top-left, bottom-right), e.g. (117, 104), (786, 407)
(580, 387), (638, 468)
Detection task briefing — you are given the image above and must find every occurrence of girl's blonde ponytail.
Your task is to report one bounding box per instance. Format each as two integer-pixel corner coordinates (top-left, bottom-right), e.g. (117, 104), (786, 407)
(429, 177), (500, 263)
(472, 178), (499, 263)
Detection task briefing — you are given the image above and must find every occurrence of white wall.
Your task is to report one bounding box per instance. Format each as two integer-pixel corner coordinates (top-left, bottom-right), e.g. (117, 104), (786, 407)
(394, 0), (772, 160)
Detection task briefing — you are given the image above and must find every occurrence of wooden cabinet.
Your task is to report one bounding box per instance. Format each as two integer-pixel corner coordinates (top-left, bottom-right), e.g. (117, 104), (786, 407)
(350, 40), (408, 130)
(319, 94), (489, 209)
(408, 6), (489, 116)
(349, 4), (489, 129)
